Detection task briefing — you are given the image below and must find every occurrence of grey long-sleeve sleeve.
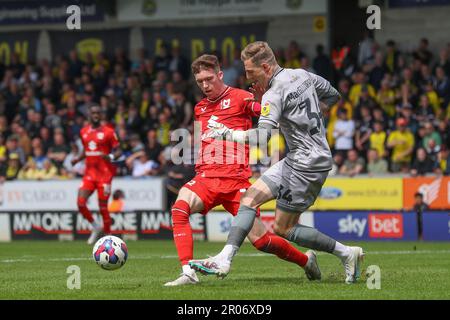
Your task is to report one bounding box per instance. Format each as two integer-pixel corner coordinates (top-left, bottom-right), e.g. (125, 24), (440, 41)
(308, 71), (341, 107)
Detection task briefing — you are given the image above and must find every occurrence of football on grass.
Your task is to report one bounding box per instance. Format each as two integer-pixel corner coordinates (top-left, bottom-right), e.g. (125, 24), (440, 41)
(93, 235), (128, 270)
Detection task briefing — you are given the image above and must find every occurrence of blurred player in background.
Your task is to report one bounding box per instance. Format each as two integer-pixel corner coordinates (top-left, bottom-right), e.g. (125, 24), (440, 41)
(71, 105), (122, 244)
(190, 42), (364, 284)
(165, 54), (320, 286)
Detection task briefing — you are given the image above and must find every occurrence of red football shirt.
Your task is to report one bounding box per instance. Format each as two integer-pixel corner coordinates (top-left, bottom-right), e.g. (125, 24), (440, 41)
(80, 125), (119, 181)
(195, 86), (261, 179)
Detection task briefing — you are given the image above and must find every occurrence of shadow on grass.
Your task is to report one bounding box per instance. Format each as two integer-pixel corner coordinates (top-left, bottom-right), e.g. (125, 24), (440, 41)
(189, 274), (366, 287)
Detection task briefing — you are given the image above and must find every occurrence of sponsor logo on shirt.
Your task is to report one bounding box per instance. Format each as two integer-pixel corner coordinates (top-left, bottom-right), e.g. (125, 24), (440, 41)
(88, 141), (97, 150)
(261, 103), (270, 116)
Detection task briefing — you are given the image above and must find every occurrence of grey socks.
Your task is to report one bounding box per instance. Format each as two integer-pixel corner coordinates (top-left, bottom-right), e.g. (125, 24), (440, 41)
(226, 205), (257, 249)
(286, 224), (336, 253)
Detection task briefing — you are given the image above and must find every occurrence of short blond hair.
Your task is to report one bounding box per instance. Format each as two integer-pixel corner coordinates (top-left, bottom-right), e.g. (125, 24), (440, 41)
(191, 54), (220, 75)
(241, 41), (277, 66)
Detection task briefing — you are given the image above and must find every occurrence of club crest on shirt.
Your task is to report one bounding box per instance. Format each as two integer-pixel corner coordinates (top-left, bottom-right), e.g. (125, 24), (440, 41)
(261, 103), (270, 116)
(221, 99), (231, 109)
(97, 132), (104, 140)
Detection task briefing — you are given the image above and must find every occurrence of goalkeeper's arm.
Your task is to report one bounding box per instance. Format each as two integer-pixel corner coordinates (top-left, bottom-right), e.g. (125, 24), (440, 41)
(228, 122), (276, 144)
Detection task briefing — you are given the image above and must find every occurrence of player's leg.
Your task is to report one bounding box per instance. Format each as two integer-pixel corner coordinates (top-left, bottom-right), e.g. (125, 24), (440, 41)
(247, 218), (315, 275)
(273, 170), (364, 284)
(97, 182), (113, 235)
(77, 180), (95, 222)
(171, 187), (204, 266)
(77, 180), (101, 244)
(220, 180), (311, 273)
(189, 168), (279, 277)
(165, 177), (211, 286)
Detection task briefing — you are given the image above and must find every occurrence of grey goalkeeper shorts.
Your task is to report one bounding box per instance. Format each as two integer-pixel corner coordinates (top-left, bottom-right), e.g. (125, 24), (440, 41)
(260, 159), (329, 213)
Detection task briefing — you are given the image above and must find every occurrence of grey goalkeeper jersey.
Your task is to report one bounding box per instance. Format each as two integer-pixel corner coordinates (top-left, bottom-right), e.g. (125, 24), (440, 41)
(258, 68), (340, 172)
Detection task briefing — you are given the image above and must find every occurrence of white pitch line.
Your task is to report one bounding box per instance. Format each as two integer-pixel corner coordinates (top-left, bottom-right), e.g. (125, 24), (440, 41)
(1, 249), (449, 264)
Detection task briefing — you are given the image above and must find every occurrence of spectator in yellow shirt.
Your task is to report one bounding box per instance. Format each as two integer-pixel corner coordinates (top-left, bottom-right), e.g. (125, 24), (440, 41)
(349, 71), (376, 106)
(369, 121), (387, 158)
(0, 134), (6, 163)
(284, 41), (302, 69)
(436, 146), (449, 175)
(387, 117), (415, 172)
(38, 159), (58, 180)
(18, 159), (41, 180)
(377, 79), (396, 118)
(3, 153), (21, 181)
(424, 81), (441, 117)
(446, 101), (450, 121)
(284, 50), (301, 69)
(157, 112), (171, 146)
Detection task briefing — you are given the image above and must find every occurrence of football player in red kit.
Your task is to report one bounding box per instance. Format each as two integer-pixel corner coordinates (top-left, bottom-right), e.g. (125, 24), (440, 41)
(165, 54), (320, 286)
(72, 105), (122, 244)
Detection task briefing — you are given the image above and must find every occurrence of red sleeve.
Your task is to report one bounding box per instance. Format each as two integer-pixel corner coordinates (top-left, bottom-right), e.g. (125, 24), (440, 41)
(249, 101), (261, 116)
(242, 92), (261, 117)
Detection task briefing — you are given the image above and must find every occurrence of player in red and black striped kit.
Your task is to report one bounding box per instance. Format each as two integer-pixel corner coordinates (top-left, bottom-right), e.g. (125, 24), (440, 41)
(71, 105), (122, 244)
(164, 54), (319, 286)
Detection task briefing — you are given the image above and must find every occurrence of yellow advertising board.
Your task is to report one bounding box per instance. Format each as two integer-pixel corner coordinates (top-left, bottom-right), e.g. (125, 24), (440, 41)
(310, 177), (403, 210)
(213, 177), (403, 211)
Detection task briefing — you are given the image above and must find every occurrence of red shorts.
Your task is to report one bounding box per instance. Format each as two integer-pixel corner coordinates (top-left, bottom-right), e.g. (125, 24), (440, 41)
(183, 175), (260, 216)
(80, 176), (113, 201)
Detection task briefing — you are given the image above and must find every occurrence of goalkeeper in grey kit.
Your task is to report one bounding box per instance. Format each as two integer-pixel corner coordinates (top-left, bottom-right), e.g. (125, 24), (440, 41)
(190, 41), (364, 284)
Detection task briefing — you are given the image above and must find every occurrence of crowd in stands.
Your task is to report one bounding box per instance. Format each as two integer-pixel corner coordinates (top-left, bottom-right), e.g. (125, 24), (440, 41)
(0, 35), (449, 188)
(322, 36), (450, 177)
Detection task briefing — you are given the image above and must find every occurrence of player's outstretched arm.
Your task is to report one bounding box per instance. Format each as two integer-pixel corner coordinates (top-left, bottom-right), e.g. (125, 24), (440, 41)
(207, 117), (275, 144)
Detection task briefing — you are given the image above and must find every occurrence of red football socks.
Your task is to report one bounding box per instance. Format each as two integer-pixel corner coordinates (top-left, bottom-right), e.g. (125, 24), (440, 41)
(253, 231), (308, 267)
(99, 202), (111, 234)
(171, 200), (193, 266)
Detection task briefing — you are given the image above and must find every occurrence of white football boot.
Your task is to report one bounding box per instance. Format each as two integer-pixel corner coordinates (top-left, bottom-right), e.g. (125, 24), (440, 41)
(304, 250), (321, 281)
(189, 255), (231, 279)
(164, 268), (199, 286)
(343, 246), (364, 284)
(87, 222), (103, 245)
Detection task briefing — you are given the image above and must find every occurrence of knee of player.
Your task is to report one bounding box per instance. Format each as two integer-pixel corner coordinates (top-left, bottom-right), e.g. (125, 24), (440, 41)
(240, 195), (259, 209)
(77, 197), (87, 208)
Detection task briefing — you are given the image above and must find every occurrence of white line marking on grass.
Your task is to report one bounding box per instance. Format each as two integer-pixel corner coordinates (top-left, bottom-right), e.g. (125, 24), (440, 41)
(1, 250), (449, 264)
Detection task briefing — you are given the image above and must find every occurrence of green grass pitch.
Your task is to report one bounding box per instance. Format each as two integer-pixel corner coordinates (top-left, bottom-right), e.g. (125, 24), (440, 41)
(1, 240), (449, 300)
